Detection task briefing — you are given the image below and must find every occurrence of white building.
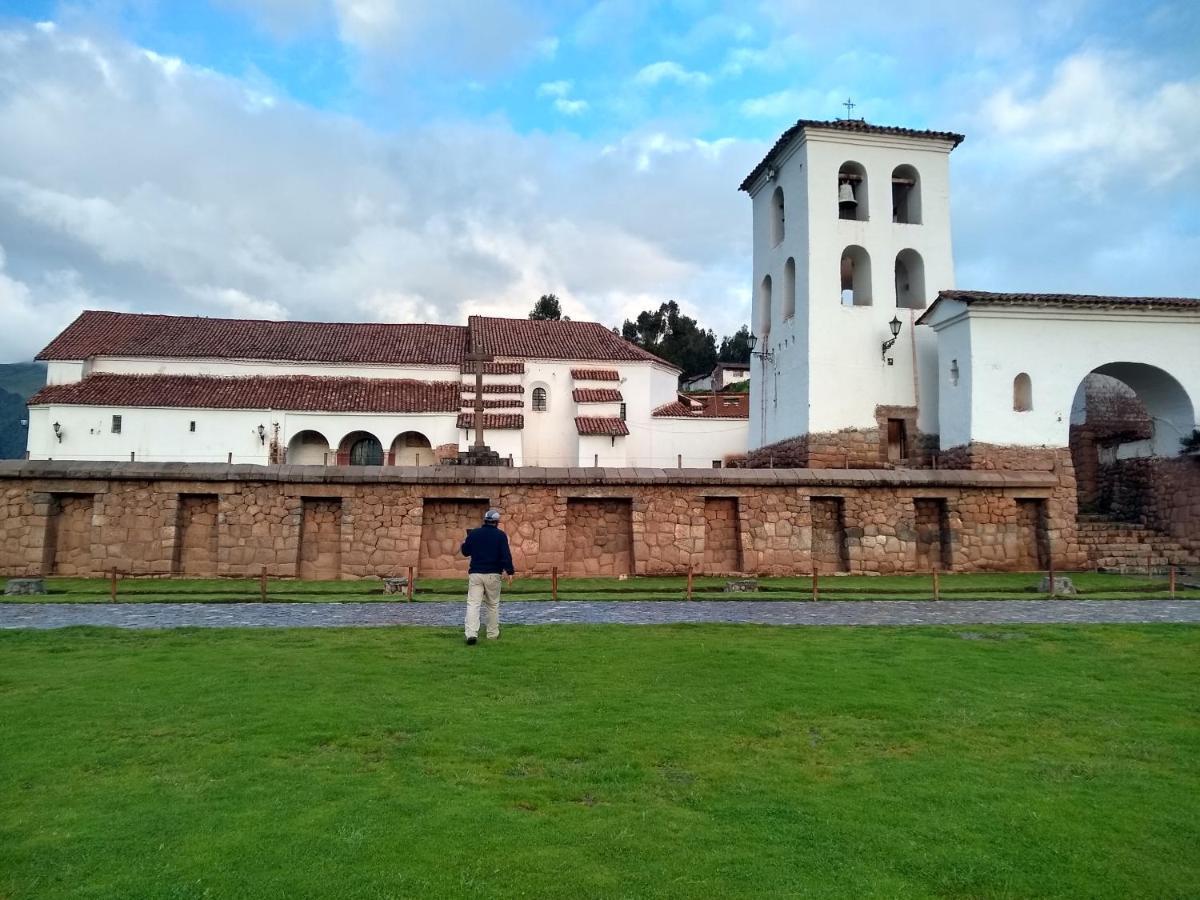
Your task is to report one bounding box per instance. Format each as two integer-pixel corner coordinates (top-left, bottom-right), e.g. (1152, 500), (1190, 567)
(28, 312), (747, 468)
(741, 118), (1200, 462)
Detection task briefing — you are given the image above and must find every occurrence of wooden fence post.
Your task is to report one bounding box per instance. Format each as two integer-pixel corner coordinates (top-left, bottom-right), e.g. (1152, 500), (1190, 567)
(932, 567), (940, 602)
(1047, 553), (1055, 599)
(407, 565), (414, 602)
(686, 566), (693, 601)
(811, 569), (818, 602)
(1169, 565), (1176, 599)
(110, 567), (117, 602)
(552, 566), (558, 601)
(260, 566), (267, 602)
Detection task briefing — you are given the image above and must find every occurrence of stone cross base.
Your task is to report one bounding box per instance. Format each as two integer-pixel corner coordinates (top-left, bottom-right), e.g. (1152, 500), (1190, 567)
(443, 446), (511, 467)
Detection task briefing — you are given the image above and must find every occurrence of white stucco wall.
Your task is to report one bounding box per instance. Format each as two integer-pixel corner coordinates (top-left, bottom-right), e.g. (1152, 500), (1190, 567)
(748, 128), (956, 447)
(647, 416), (748, 468)
(927, 302), (1200, 452)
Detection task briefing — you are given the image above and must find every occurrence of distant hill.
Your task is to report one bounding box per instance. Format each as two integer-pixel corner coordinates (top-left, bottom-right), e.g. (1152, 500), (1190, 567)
(0, 362), (47, 459)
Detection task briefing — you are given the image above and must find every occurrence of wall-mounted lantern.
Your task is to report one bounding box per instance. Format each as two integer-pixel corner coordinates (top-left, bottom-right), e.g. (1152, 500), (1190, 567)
(53, 421), (62, 442)
(256, 424), (266, 445)
(881, 316), (902, 359)
(747, 332), (773, 362)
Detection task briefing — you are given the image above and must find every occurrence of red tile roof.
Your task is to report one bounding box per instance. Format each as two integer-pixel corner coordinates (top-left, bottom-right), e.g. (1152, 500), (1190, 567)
(575, 416), (630, 436)
(456, 413), (524, 430)
(571, 368), (620, 381)
(461, 383), (524, 394)
(652, 400), (697, 417)
(36, 310), (468, 364)
(741, 119), (965, 192)
(461, 361), (525, 375)
(572, 388), (623, 403)
(917, 289), (1200, 325)
(470, 316), (670, 366)
(29, 374), (461, 413)
(459, 399), (524, 409)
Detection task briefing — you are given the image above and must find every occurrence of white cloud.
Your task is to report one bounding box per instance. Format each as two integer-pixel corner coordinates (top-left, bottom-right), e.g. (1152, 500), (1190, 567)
(0, 22), (758, 361)
(554, 98), (589, 116)
(632, 61), (712, 89)
(537, 80), (572, 98)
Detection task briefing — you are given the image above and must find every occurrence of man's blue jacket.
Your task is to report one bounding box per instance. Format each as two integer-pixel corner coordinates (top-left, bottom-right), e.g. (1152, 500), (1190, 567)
(460, 523), (515, 575)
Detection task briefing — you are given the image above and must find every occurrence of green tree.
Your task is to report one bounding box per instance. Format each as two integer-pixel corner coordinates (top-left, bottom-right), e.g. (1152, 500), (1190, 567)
(718, 325), (752, 364)
(528, 294), (563, 320)
(619, 301), (717, 378)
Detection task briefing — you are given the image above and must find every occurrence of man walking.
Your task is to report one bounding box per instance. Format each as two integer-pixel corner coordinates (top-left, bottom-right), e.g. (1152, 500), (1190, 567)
(460, 508), (514, 645)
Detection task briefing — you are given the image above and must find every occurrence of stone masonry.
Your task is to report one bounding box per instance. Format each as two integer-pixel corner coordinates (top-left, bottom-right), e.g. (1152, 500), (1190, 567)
(0, 460), (1071, 579)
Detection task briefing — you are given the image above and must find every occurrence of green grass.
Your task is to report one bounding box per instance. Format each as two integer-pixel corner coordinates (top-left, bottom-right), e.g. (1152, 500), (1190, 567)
(1, 625), (1198, 898)
(5, 571), (1198, 603)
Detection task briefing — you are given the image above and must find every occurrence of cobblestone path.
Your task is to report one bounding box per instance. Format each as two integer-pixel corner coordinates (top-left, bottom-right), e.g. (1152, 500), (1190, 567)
(2, 600), (1199, 629)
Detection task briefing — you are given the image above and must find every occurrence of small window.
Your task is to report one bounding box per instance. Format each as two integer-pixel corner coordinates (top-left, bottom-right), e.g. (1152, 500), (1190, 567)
(1014, 373), (1033, 412)
(111, 415), (122, 434)
(619, 402), (626, 421)
(532, 387), (548, 412)
(189, 421), (196, 432)
(712, 460), (722, 469)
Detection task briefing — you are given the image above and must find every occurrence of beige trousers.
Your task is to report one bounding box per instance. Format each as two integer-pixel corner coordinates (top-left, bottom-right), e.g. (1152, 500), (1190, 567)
(465, 573), (503, 639)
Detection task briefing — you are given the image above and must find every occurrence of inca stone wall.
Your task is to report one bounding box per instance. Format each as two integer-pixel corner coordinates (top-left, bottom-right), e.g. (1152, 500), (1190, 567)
(299, 499), (342, 580)
(913, 498), (951, 571)
(0, 461), (1074, 579)
(419, 499), (488, 578)
(49, 494), (94, 576)
(175, 495), (218, 576)
(702, 497), (741, 574)
(565, 499), (633, 576)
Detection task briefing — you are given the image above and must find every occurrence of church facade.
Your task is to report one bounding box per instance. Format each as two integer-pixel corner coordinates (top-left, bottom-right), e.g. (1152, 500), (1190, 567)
(27, 312), (748, 469)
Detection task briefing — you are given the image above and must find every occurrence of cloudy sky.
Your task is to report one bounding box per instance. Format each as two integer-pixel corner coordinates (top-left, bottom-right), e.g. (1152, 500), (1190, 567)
(1, 1), (1198, 362)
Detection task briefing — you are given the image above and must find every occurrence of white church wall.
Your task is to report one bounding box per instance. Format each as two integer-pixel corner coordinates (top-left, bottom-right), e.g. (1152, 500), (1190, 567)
(613, 362), (681, 466)
(577, 434), (627, 467)
(521, 361), (574, 467)
(948, 308), (1200, 452)
(931, 306), (974, 449)
(648, 416), (748, 468)
(45, 361), (88, 385)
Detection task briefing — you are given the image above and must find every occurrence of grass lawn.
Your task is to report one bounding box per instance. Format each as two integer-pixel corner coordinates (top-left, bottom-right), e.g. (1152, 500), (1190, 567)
(2, 625), (1199, 898)
(6, 571), (1199, 603)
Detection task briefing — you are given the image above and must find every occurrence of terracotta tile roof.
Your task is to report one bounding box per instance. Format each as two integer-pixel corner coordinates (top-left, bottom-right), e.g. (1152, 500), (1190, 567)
(470, 316), (670, 366)
(36, 310), (468, 364)
(571, 368), (620, 381)
(456, 413), (524, 430)
(652, 400), (697, 417)
(572, 388), (623, 403)
(461, 383), (524, 394)
(29, 373), (461, 413)
(459, 398), (524, 409)
(917, 289), (1200, 325)
(575, 416), (630, 436)
(460, 361), (524, 375)
(740, 119), (965, 192)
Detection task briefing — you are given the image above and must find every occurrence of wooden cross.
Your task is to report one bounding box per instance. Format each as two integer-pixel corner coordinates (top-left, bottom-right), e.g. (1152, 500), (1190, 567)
(464, 349), (495, 449)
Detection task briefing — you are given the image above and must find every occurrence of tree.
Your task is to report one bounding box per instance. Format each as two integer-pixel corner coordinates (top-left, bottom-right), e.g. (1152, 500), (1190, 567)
(528, 294), (562, 321)
(619, 301), (717, 378)
(718, 325), (752, 364)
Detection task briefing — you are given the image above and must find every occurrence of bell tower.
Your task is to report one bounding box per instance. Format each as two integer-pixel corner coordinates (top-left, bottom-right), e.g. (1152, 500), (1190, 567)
(740, 118), (964, 463)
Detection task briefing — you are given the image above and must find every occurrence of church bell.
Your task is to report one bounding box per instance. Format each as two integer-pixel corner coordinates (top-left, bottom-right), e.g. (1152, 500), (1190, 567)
(838, 180), (857, 207)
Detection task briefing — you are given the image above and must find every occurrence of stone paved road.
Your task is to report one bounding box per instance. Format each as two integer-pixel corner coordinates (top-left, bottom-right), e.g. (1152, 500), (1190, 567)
(2, 600), (1199, 629)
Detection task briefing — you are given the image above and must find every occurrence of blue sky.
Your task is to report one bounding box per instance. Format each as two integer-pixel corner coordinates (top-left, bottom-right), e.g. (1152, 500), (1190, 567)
(0, 0), (1197, 360)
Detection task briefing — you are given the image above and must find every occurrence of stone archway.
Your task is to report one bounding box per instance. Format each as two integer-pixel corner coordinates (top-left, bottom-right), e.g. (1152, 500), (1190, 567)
(287, 430), (331, 465)
(390, 431), (433, 466)
(1069, 363), (1195, 518)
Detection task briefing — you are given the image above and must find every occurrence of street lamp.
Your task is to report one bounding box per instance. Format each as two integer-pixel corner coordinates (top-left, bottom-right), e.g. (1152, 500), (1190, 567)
(256, 424), (266, 445)
(52, 421), (62, 442)
(881, 316), (902, 359)
(748, 332), (772, 361)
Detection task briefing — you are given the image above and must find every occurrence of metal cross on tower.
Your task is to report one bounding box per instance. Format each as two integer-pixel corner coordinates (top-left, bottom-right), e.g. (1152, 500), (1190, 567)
(843, 97), (856, 120)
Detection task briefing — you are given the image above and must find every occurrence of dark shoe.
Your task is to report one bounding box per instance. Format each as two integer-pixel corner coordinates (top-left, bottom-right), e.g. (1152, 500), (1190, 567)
(465, 636), (477, 645)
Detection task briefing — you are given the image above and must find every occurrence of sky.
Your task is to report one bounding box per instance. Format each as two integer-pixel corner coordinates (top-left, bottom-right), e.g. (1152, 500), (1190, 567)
(0, 0), (1198, 362)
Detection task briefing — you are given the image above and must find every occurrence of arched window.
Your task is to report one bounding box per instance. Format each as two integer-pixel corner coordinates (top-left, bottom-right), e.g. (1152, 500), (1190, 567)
(757, 274), (773, 342)
(894, 249), (926, 309)
(1014, 373), (1033, 412)
(891, 164), (921, 224)
(770, 186), (785, 245)
(838, 161), (868, 221)
(840, 246), (872, 306)
(782, 257), (796, 320)
(532, 387), (548, 412)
